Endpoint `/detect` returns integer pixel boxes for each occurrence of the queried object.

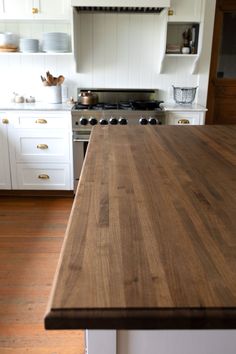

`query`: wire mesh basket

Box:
[172,86,197,104]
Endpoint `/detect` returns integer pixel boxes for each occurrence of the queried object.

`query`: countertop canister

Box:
[43,85,62,104]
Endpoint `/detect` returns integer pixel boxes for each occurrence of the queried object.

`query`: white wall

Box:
[0,1,215,105]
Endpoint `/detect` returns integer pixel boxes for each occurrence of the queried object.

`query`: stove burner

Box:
[73,99,163,111]
[104,103,118,110]
[118,101,133,110]
[132,100,163,111]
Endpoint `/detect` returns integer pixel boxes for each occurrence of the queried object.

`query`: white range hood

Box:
[72,0,170,13]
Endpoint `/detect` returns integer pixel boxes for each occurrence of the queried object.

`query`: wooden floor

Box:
[0,196,85,354]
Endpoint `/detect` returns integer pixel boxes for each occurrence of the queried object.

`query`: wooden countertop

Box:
[45,125,236,330]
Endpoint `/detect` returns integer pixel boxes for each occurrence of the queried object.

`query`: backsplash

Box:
[0,14,201,104]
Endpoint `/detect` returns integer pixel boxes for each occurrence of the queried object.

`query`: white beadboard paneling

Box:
[74,12,198,91]
[138,15,157,88]
[116,14,130,88]
[104,13,117,87]
[92,13,106,87]
[128,14,142,87]
[77,13,93,87]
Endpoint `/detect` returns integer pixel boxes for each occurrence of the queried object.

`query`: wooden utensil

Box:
[57,75,65,86]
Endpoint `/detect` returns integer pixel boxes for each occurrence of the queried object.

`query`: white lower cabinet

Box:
[165,111,205,125]
[15,163,71,190]
[1,110,73,191]
[12,130,71,163]
[0,113,11,189]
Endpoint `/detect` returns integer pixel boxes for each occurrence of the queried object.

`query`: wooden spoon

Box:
[46,71,54,85]
[57,75,65,86]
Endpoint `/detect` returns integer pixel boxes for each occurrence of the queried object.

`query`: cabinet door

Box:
[13,163,71,190]
[12,129,71,163]
[0,0,4,15]
[39,0,71,19]
[166,112,204,125]
[0,117,11,189]
[1,0,70,19]
[168,0,202,22]
[1,0,32,19]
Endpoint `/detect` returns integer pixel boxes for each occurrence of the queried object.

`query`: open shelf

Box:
[165,54,198,57]
[0,52,73,56]
[158,18,202,74]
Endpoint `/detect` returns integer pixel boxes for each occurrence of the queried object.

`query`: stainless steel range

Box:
[72,89,164,190]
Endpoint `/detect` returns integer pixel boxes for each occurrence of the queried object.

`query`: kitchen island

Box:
[45,126,236,353]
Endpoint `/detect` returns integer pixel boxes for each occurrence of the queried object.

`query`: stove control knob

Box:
[109,117,118,125]
[119,117,128,125]
[80,117,88,126]
[148,117,157,125]
[139,117,148,125]
[99,119,108,125]
[89,117,98,126]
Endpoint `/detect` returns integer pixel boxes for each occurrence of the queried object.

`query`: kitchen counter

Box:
[0,101,73,111]
[160,102,207,111]
[45,125,236,330]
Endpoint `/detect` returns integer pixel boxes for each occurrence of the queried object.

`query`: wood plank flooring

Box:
[0,196,84,354]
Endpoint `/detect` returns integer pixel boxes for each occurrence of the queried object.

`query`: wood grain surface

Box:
[45,125,236,330]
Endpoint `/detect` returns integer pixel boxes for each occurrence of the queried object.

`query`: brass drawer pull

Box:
[168,8,174,16]
[2,118,9,124]
[38,174,50,180]
[37,144,48,150]
[35,119,47,124]
[32,7,39,14]
[178,119,190,124]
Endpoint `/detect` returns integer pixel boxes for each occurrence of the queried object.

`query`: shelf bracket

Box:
[191,56,199,74]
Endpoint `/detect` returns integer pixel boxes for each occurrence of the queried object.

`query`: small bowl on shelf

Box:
[19,38,39,53]
[0,32,18,52]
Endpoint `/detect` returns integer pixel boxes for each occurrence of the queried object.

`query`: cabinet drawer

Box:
[10,112,71,129]
[166,112,202,125]
[14,163,72,190]
[12,130,70,163]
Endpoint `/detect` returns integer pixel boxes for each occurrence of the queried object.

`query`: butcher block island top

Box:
[45,125,236,330]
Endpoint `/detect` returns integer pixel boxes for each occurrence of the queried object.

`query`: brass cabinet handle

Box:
[35,119,47,124]
[32,7,39,14]
[2,118,9,124]
[178,119,190,124]
[37,144,48,150]
[168,8,174,16]
[38,174,50,180]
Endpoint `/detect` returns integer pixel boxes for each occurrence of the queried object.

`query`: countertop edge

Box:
[160,103,208,112]
[0,102,73,111]
[45,308,236,330]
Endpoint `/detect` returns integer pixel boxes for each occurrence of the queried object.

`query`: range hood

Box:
[72,0,170,13]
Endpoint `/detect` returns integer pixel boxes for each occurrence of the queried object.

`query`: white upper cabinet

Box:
[0,0,4,15]
[2,0,31,19]
[168,0,203,22]
[0,0,71,20]
[36,0,71,20]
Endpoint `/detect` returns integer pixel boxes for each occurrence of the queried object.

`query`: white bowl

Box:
[0,32,18,47]
[20,38,39,53]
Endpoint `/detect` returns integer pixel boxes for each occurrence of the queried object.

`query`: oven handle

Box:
[73,138,90,142]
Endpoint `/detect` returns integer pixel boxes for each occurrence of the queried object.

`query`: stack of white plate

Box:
[20,38,39,53]
[42,32,69,53]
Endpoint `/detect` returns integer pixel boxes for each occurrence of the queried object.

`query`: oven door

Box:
[73,130,90,192]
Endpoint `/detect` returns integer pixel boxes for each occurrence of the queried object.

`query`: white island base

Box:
[86,330,236,354]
